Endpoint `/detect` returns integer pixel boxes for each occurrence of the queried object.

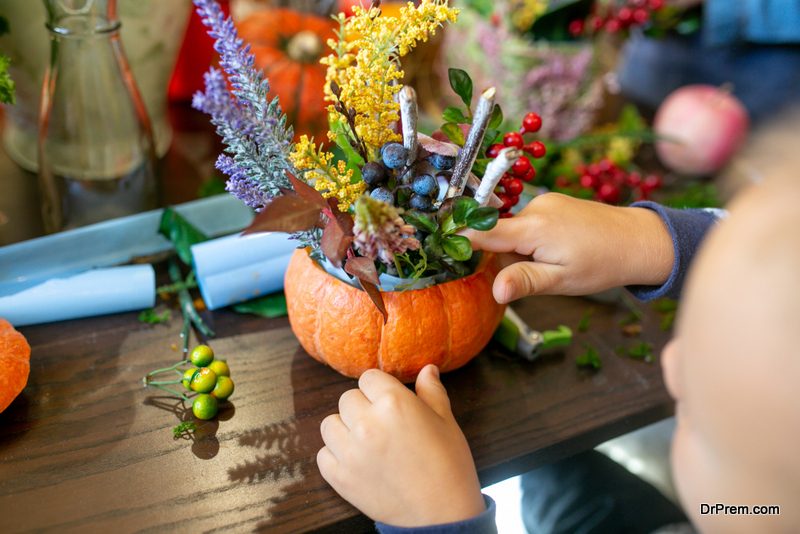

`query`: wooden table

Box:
[0,105,674,532]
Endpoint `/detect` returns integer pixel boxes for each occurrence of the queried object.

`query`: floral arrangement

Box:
[192,0,546,319]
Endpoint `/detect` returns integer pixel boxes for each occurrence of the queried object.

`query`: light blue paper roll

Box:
[191,232,296,310]
[0,265,156,327]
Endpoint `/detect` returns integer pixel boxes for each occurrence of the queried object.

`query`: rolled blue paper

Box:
[0,265,155,327]
[191,232,296,310]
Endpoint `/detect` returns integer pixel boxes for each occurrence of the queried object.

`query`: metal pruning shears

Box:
[493,307,573,362]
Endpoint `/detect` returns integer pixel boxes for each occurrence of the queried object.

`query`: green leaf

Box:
[173,421,196,439]
[439,214,460,236]
[424,233,444,258]
[0,53,15,105]
[452,196,479,226]
[472,158,490,177]
[617,104,646,133]
[465,206,499,231]
[159,207,209,266]
[489,104,503,130]
[232,292,288,318]
[330,119,365,180]
[448,68,473,109]
[576,345,602,370]
[197,176,227,198]
[138,308,172,325]
[440,122,466,146]
[403,210,438,233]
[542,325,573,350]
[577,309,593,333]
[442,106,469,124]
[0,16,9,36]
[442,235,473,262]
[626,342,655,363]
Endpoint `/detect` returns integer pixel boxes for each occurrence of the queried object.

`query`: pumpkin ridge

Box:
[436,283,454,371]
[311,261,330,363]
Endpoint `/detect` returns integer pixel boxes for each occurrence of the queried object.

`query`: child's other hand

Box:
[465,193,674,303]
[317,365,485,527]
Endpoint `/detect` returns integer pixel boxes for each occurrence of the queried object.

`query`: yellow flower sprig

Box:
[322,1,459,157]
[289,135,366,212]
[510,0,549,32]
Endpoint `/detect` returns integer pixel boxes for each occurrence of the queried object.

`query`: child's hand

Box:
[465,193,674,303]
[317,365,485,527]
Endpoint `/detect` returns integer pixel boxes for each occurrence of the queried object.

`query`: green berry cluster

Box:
[183,345,234,420]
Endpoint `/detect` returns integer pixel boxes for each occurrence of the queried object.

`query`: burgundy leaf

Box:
[321,218,353,267]
[344,256,380,286]
[326,198,355,236]
[417,132,459,156]
[287,172,328,209]
[359,278,387,323]
[243,194,321,234]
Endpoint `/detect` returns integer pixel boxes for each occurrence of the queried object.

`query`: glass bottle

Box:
[38,0,158,233]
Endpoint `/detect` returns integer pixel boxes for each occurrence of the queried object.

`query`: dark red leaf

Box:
[287,172,328,209]
[321,218,353,267]
[243,194,321,234]
[326,198,355,236]
[344,256,380,286]
[359,278,387,323]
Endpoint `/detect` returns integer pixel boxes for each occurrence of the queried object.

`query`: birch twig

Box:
[447,87,496,198]
[474,147,521,206]
[399,86,419,166]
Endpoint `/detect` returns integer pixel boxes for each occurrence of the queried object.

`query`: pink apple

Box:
[654,85,749,176]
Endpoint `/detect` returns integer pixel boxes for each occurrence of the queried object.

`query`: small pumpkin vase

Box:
[284,249,506,382]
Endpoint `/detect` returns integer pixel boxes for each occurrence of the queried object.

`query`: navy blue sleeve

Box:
[705,0,800,45]
[625,202,724,301]
[375,495,497,534]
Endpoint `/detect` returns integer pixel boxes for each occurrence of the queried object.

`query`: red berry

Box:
[590,16,604,32]
[499,212,514,219]
[554,176,571,189]
[568,19,585,36]
[597,183,621,204]
[626,172,642,188]
[522,112,543,133]
[632,8,649,24]
[524,141,547,159]
[605,19,621,33]
[587,163,601,176]
[617,7,633,24]
[503,132,524,148]
[511,156,532,178]
[499,175,514,188]
[506,178,524,196]
[642,174,662,192]
[498,193,513,211]
[522,166,537,182]
[508,195,520,207]
[580,174,598,189]
[598,159,613,173]
[486,143,504,158]
[649,0,664,10]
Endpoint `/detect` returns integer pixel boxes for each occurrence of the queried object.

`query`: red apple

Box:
[654,85,749,176]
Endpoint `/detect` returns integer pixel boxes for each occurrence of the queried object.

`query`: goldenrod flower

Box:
[290,135,366,212]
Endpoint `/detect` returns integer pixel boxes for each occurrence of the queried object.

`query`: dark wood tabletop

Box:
[0,105,674,533]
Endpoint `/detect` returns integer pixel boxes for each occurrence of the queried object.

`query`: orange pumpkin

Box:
[0,318,31,413]
[237,9,336,142]
[284,249,506,382]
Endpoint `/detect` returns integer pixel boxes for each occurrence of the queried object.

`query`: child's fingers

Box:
[358,368,406,404]
[320,413,350,459]
[493,261,563,303]
[338,388,371,429]
[461,219,531,253]
[414,365,452,419]
[316,446,340,487]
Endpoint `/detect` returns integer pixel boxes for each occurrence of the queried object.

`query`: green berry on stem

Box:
[190,345,214,367]
[208,359,230,377]
[192,394,219,420]
[212,376,235,401]
[190,367,217,393]
[182,367,199,390]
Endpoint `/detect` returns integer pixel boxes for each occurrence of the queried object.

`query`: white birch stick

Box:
[474,147,521,206]
[447,87,496,198]
[399,86,419,166]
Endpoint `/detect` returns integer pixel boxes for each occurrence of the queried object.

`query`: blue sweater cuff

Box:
[626,202,722,301]
[376,495,497,534]
[704,0,800,45]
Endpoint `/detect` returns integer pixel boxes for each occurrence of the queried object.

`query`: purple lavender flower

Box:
[192,0,295,205]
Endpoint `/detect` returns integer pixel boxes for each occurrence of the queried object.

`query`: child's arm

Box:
[465,193,722,303]
[317,365,496,532]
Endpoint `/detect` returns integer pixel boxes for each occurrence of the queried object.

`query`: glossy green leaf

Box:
[442,235,473,262]
[440,122,465,146]
[232,292,288,318]
[489,104,503,129]
[403,210,438,233]
[442,106,469,124]
[448,68,473,109]
[452,196,479,226]
[159,207,209,266]
[465,206,499,231]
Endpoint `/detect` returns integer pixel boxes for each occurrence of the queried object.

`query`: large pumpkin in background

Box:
[0,318,31,413]
[284,249,506,382]
[236,9,336,142]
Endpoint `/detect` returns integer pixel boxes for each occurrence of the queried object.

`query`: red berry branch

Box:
[570,0,665,37]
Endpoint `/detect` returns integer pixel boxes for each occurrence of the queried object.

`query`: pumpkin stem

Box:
[287,30,323,63]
